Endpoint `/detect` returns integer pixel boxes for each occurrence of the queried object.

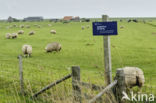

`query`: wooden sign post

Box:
[102,15,112,85]
[92,15,118,85]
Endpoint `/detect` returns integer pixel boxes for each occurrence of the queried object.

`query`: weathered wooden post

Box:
[72,66,81,103]
[102,15,112,85]
[18,55,24,94]
[115,69,126,103]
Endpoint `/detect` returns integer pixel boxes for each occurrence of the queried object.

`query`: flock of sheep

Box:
[5,24,61,57]
[5,23,89,57]
[4,23,146,90]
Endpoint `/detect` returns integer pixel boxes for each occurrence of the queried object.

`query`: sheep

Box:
[29,31,35,35]
[26,25,30,28]
[6,33,12,39]
[18,30,24,35]
[20,25,24,28]
[50,30,56,34]
[37,25,41,28]
[48,24,52,27]
[45,42,61,52]
[121,67,145,88]
[81,26,85,30]
[120,26,124,29]
[11,33,18,39]
[13,24,17,27]
[22,44,32,57]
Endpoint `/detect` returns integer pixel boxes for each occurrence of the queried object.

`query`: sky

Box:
[0,0,156,19]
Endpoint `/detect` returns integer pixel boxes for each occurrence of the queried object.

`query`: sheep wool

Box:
[6,33,11,39]
[123,67,145,88]
[22,44,32,57]
[50,30,56,34]
[11,33,18,39]
[29,31,35,35]
[81,26,85,30]
[45,42,61,52]
[18,30,24,34]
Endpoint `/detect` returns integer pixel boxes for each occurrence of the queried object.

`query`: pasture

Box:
[0,19,156,103]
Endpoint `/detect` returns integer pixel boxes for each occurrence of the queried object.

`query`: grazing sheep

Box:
[11,33,18,39]
[18,30,24,35]
[122,67,145,88]
[81,26,85,30]
[13,24,17,27]
[29,31,35,35]
[26,25,30,28]
[45,42,61,52]
[120,26,124,29]
[6,33,12,39]
[22,44,32,57]
[37,25,41,28]
[48,24,52,27]
[50,30,56,34]
[20,25,24,28]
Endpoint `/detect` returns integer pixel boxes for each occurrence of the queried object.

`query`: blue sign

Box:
[93,22,118,36]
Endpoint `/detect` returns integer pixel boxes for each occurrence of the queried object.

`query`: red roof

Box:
[63,16,73,20]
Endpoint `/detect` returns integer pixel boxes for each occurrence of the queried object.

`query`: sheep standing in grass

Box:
[22,44,32,57]
[48,24,52,27]
[50,30,56,34]
[20,25,24,28]
[37,25,41,28]
[26,25,30,28]
[6,33,12,39]
[81,26,85,30]
[120,26,124,29]
[122,67,145,88]
[45,42,61,52]
[29,31,35,35]
[11,33,18,39]
[18,30,24,35]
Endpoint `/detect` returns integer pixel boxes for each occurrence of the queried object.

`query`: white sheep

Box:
[18,30,24,35]
[37,25,41,28]
[26,25,30,28]
[122,67,145,88]
[29,31,35,35]
[48,24,52,27]
[45,42,61,52]
[20,25,24,28]
[50,30,56,34]
[11,33,18,39]
[81,26,85,30]
[22,44,32,57]
[6,33,12,39]
[120,26,124,29]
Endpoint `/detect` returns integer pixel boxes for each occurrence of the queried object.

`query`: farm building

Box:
[63,16,80,21]
[23,17,43,22]
[72,16,80,21]
[63,16,73,21]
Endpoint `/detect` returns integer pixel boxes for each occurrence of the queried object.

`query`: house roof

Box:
[63,16,73,20]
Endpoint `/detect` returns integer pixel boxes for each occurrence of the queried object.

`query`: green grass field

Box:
[0,19,156,103]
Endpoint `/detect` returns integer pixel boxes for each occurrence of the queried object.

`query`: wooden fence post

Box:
[115,69,126,103]
[18,55,24,94]
[72,66,81,103]
[102,15,112,85]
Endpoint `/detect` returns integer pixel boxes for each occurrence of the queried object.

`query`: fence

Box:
[17,56,135,103]
[0,55,156,103]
